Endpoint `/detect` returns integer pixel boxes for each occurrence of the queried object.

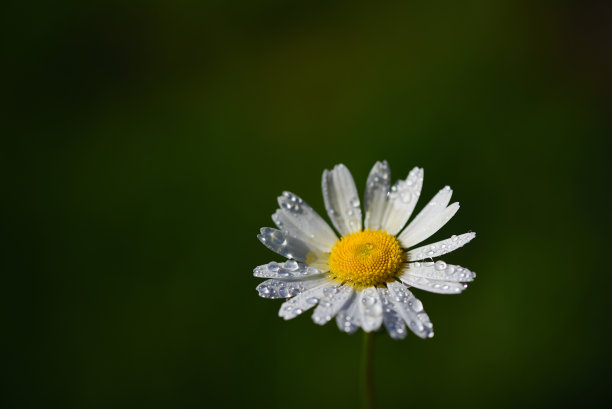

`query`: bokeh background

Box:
[5,1,611,408]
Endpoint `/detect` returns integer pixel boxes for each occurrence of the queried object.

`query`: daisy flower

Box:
[255,161,476,339]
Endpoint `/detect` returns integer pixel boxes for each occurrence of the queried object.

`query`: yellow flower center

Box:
[328,229,406,288]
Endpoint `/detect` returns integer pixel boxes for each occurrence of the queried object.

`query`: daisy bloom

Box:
[255,161,476,339]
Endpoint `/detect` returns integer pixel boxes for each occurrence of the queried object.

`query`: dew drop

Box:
[410,298,423,312]
[323,287,338,296]
[285,260,299,271]
[306,267,319,275]
[435,261,447,271]
[362,296,375,306]
[277,268,291,277]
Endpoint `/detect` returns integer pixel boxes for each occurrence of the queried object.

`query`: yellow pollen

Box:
[328,229,406,288]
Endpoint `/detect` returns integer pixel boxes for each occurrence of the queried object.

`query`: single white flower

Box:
[255,161,476,339]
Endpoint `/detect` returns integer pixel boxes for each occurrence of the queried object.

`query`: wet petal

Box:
[278,282,333,320]
[322,164,362,235]
[387,282,434,339]
[311,285,354,325]
[256,276,329,299]
[408,233,475,260]
[273,191,338,252]
[364,161,391,230]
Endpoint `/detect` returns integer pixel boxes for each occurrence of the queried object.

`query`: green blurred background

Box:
[4,0,611,408]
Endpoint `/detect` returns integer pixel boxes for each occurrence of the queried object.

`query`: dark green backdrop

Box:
[5,1,611,408]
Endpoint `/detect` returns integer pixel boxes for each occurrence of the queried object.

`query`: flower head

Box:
[255,161,476,339]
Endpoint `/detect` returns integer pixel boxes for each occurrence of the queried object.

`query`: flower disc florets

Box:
[328,229,406,288]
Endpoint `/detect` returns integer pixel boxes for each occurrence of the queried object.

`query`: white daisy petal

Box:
[312,285,354,325]
[398,185,459,248]
[256,276,329,299]
[378,288,408,340]
[364,161,391,230]
[322,164,362,235]
[357,287,384,332]
[387,282,434,339]
[380,167,424,235]
[258,227,316,262]
[402,261,476,283]
[273,191,338,252]
[413,185,454,221]
[408,232,476,261]
[278,282,333,320]
[399,274,469,294]
[336,293,362,334]
[253,260,325,279]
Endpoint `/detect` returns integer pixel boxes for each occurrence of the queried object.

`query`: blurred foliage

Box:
[3,1,611,408]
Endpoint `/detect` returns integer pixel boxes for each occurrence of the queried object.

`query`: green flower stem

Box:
[361,331,376,409]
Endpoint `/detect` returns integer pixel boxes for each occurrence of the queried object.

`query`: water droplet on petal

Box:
[362,296,375,306]
[435,261,447,271]
[306,267,319,275]
[323,287,338,296]
[277,268,291,277]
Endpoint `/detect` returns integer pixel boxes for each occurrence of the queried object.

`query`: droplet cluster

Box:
[256,277,328,299]
[322,164,363,235]
[336,294,361,333]
[407,261,476,283]
[409,232,476,261]
[400,265,471,294]
[379,288,407,339]
[387,281,434,339]
[257,227,311,262]
[253,260,323,279]
[312,285,353,325]
[279,284,330,320]
[358,287,384,331]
